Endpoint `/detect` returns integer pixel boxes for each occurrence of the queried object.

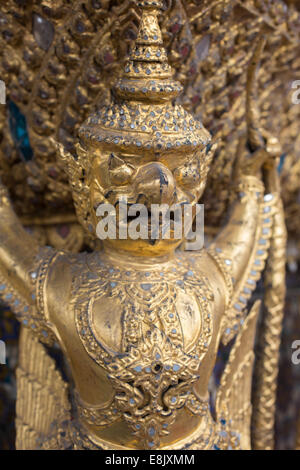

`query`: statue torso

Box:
[46,249,227,449]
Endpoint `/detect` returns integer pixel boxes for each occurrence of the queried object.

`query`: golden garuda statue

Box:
[0,0,290,450]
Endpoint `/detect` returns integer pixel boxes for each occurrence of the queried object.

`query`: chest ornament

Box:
[73,261,213,448]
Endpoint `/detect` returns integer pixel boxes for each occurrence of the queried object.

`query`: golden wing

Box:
[216,301,261,450]
[15,326,70,450]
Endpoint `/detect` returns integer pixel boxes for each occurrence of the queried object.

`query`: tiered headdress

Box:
[79,0,211,153]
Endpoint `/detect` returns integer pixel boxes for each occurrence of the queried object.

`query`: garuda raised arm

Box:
[0,1,284,451]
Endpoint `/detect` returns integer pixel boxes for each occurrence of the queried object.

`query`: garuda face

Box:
[86,142,213,256]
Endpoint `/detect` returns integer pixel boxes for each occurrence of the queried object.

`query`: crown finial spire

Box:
[114,0,181,103]
[136,0,163,8]
[135,0,164,46]
[79,0,211,154]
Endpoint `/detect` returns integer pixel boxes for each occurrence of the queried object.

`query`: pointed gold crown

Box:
[78,0,211,153]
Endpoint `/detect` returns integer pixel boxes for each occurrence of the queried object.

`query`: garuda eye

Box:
[108,153,134,186]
